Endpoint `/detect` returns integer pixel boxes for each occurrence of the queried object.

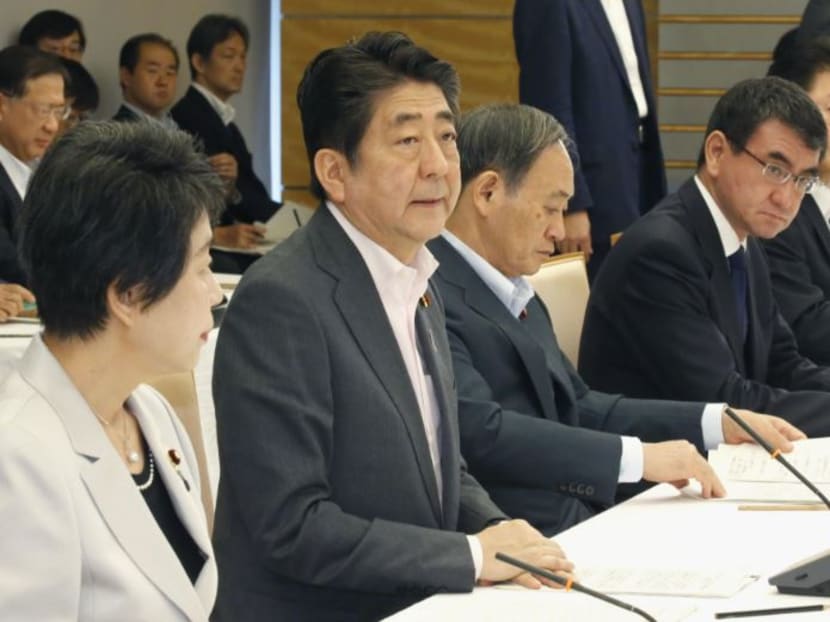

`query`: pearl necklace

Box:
[93,408,141,464]
[135,450,155,491]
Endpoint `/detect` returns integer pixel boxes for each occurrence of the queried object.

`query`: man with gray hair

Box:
[429,103,804,535]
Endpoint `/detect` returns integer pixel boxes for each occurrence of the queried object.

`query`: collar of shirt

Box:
[326,201,438,310]
[812,181,830,223]
[0,142,32,200]
[192,82,235,126]
[441,229,534,318]
[121,101,179,131]
[694,175,745,257]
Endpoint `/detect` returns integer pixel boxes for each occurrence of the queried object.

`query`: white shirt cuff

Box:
[617,435,643,483]
[702,403,726,450]
[467,535,484,581]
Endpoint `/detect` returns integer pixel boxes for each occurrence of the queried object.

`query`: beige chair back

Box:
[526,252,590,367]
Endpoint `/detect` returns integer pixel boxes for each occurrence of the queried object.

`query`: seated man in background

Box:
[430,103,803,535]
[58,56,98,136]
[0,46,67,285]
[18,9,86,62]
[763,33,830,365]
[211,31,571,622]
[580,77,830,437]
[172,14,279,273]
[113,33,179,129]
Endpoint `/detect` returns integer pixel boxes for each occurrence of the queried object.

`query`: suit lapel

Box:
[18,338,206,621]
[431,237,564,421]
[414,291,458,528]
[681,181,748,371]
[743,241,766,379]
[311,208,443,524]
[0,163,23,216]
[584,0,632,93]
[802,194,830,263]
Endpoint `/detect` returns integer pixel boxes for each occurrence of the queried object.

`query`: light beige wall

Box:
[0,0,272,188]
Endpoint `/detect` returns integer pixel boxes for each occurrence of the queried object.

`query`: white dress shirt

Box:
[600,0,649,119]
[192,82,236,126]
[442,229,725,478]
[326,203,484,578]
[121,101,180,131]
[0,142,32,200]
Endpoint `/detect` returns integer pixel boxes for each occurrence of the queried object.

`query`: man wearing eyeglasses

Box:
[0,46,67,285]
[580,77,830,437]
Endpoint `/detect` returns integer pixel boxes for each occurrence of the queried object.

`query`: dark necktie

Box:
[728,248,748,344]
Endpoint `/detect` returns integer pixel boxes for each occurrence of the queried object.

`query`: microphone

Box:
[495,552,656,622]
[723,407,830,510]
[723,407,830,596]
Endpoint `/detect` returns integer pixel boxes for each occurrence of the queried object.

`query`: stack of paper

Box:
[709,437,830,503]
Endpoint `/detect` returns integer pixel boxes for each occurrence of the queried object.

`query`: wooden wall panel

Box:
[281,4,515,202]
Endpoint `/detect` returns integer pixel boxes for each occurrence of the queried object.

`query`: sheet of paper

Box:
[723,481,830,503]
[573,567,757,598]
[402,588,697,622]
[0,323,40,337]
[709,438,830,483]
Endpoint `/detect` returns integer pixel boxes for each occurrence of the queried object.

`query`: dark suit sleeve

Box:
[566,357,706,451]
[763,226,830,364]
[595,234,830,435]
[214,275,477,595]
[514,0,591,211]
[448,327,623,507]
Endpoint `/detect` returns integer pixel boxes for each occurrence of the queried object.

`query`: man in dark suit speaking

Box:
[580,77,830,437]
[211,32,571,622]
[430,103,803,536]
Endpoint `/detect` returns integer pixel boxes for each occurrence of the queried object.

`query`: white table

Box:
[387,484,830,621]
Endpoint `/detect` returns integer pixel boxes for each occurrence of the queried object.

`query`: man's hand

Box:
[208,152,238,183]
[208,152,239,198]
[477,519,573,589]
[558,211,592,256]
[213,223,266,249]
[722,408,806,453]
[642,440,726,498]
[0,284,34,322]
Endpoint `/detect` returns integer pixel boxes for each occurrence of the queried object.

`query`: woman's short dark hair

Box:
[297,31,460,201]
[186,14,249,80]
[18,10,86,51]
[696,76,828,167]
[0,45,68,98]
[61,57,98,112]
[19,122,224,339]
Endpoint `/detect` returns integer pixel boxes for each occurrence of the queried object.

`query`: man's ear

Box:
[470,170,503,217]
[314,148,348,204]
[703,130,729,179]
[191,53,206,78]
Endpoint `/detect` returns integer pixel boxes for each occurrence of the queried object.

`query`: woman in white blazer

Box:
[0,121,224,621]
